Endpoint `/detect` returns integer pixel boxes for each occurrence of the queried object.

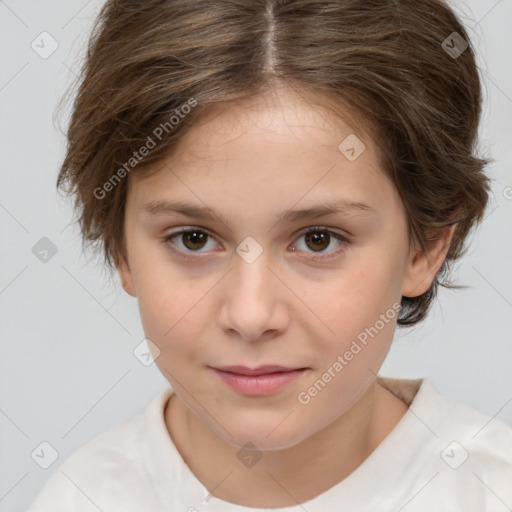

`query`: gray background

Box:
[1,1,511,510]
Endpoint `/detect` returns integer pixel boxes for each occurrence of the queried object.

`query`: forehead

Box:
[174,87,371,158]
[127,87,399,220]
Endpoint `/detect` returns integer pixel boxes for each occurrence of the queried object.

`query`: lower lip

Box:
[213,368,306,396]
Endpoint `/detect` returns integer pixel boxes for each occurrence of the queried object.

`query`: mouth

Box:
[213,365,306,376]
[210,365,309,396]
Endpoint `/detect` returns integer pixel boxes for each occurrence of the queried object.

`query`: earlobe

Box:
[402,224,457,298]
[116,257,137,297]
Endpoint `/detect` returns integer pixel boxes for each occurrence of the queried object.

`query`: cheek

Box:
[301,254,400,361]
[134,266,212,364]
[312,258,395,320]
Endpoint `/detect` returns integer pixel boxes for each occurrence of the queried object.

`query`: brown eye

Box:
[304,230,330,252]
[181,230,208,251]
[162,228,220,259]
[291,227,350,259]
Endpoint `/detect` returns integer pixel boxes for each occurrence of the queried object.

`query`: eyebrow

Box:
[141,199,376,226]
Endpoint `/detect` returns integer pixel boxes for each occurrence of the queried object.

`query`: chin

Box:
[216,420,307,452]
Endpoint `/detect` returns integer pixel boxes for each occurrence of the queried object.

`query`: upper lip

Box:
[212,365,306,376]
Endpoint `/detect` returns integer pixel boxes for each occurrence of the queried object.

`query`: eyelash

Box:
[160,226,351,262]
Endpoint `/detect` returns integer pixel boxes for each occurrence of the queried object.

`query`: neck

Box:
[164,379,408,508]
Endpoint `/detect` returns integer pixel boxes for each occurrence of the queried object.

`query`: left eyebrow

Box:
[140,199,377,226]
[276,200,377,224]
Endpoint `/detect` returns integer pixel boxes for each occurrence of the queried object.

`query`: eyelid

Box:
[295,224,352,240]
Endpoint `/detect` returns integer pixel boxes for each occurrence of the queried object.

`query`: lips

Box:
[212,365,305,376]
[211,365,308,396]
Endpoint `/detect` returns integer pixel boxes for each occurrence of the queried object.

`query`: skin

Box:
[117,85,456,508]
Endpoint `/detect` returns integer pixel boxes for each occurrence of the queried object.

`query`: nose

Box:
[218,245,289,343]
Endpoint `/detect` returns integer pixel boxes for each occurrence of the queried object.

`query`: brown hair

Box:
[56,0,492,327]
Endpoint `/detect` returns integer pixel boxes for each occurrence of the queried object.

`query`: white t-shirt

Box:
[27,377,512,512]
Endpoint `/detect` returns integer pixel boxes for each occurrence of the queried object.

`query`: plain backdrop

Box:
[0,1,511,510]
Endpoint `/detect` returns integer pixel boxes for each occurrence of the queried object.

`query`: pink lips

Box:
[211,365,307,396]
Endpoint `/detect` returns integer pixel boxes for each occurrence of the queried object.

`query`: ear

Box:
[116,255,137,297]
[402,223,457,297]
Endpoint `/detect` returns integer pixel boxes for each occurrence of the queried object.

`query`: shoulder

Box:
[380,377,512,510]
[412,378,512,463]
[27,387,173,512]
[380,376,512,461]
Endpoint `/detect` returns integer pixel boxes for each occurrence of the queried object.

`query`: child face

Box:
[118,87,432,450]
